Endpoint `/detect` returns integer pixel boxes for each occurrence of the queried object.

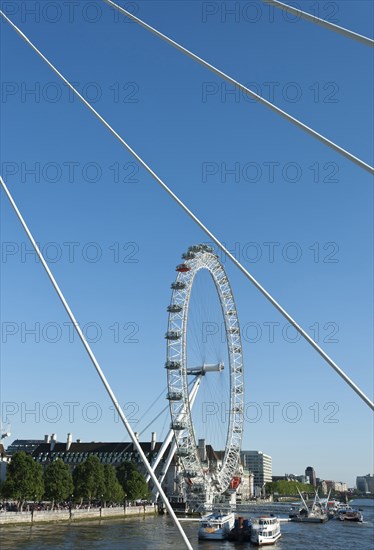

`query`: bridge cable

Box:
[262,0,374,47]
[0,175,193,550]
[1,12,373,412]
[101,0,373,175]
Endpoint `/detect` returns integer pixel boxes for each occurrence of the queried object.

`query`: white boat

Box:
[198,511,235,540]
[337,507,363,522]
[250,516,281,546]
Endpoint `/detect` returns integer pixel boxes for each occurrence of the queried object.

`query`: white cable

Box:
[263,0,374,47]
[0,177,194,550]
[1,11,373,412]
[101,0,373,175]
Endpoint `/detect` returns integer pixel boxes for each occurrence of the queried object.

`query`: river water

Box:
[1,500,373,549]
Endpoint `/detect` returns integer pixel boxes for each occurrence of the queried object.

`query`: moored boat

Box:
[198,511,235,540]
[291,510,328,523]
[290,487,328,523]
[227,516,251,542]
[250,515,281,546]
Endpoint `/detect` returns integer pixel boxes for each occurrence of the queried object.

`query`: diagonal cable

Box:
[263,0,374,47]
[0,175,192,549]
[101,0,373,175]
[0,11,373,411]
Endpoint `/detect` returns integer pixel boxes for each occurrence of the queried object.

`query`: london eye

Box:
[165,244,244,508]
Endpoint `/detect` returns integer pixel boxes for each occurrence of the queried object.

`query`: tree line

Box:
[0,452,150,511]
[265,480,316,496]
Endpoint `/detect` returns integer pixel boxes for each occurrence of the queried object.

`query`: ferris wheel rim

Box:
[165,244,244,499]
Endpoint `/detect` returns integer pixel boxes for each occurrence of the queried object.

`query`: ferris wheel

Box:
[165,244,244,505]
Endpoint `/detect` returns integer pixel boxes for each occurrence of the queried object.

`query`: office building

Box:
[305,466,316,487]
[240,451,272,492]
[357,474,374,494]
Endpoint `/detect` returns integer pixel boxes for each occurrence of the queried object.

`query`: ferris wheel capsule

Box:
[171,281,186,290]
[166,391,183,401]
[165,360,181,370]
[182,251,195,260]
[167,304,183,313]
[176,263,191,273]
[165,331,181,340]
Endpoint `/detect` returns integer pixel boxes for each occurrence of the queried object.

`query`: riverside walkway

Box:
[0,505,156,525]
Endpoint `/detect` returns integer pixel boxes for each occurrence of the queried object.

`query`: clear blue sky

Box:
[1,1,373,488]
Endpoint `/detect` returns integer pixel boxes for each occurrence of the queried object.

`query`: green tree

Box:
[116,461,149,502]
[266,480,315,496]
[116,461,137,487]
[102,464,124,506]
[44,459,74,508]
[73,456,105,505]
[1,452,44,510]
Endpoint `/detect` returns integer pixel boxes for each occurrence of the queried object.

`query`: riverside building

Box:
[240,451,272,495]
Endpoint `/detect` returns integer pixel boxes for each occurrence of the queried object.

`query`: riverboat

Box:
[198,511,235,540]
[250,516,281,546]
[337,507,363,522]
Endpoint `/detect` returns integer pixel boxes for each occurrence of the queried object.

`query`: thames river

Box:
[1,500,373,549]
